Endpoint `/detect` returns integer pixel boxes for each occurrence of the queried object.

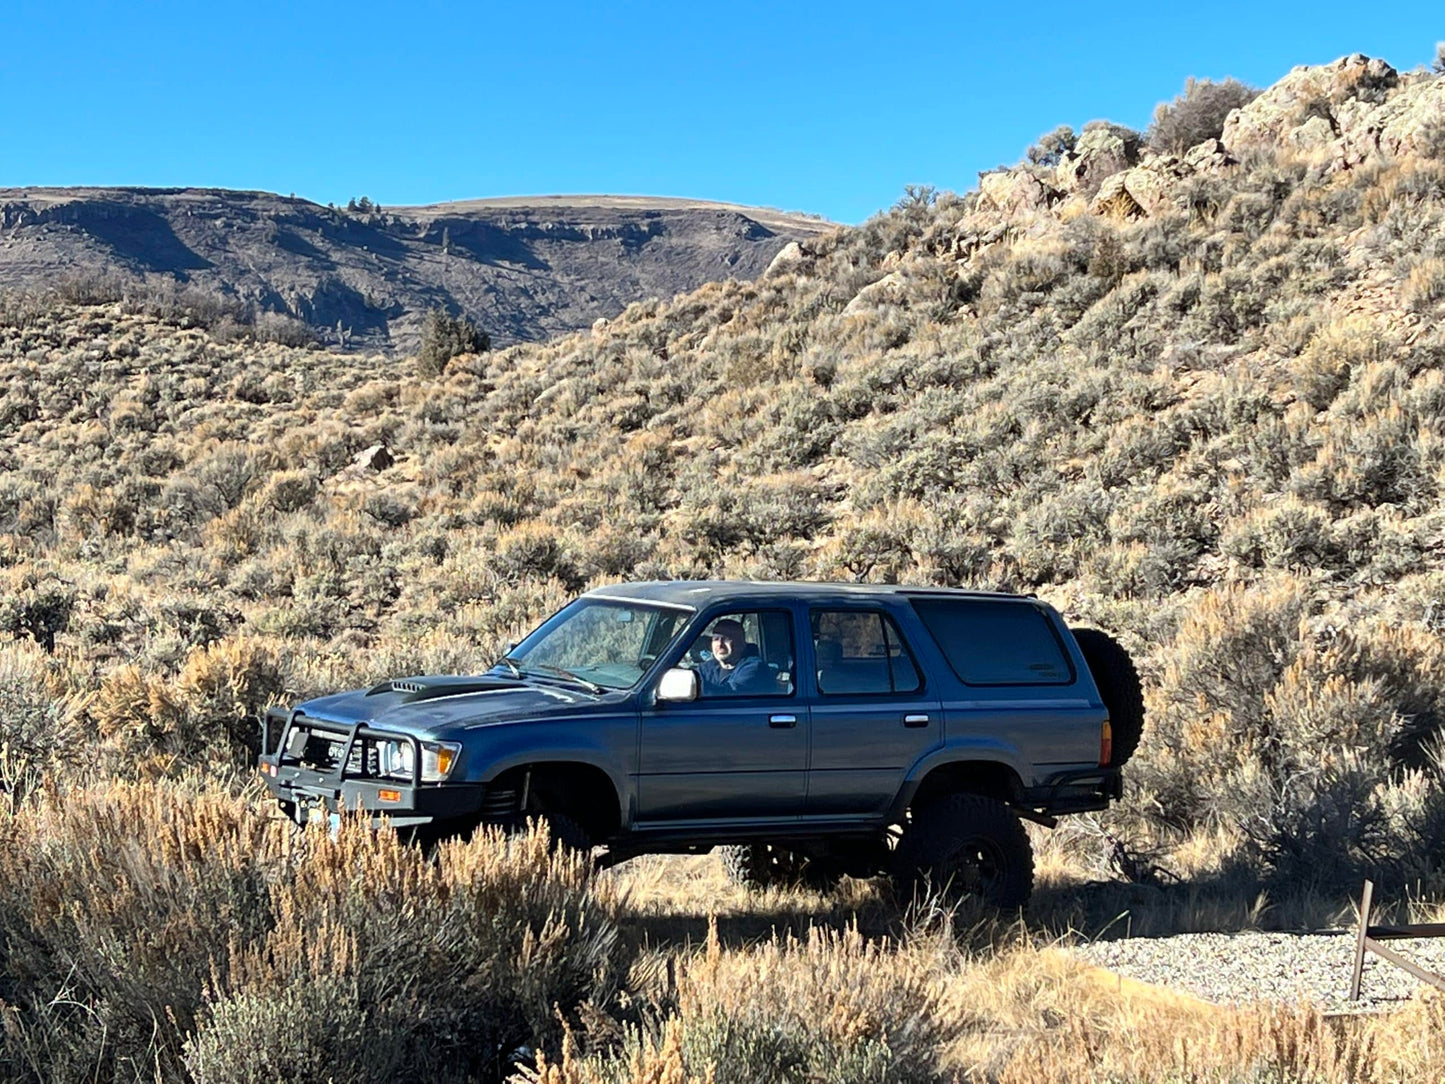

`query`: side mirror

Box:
[657,668,700,703]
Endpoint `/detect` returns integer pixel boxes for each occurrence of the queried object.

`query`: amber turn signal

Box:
[1100,719,1113,767]
[379,789,402,803]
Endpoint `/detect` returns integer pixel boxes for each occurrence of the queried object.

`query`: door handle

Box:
[903,714,930,728]
[769,714,797,728]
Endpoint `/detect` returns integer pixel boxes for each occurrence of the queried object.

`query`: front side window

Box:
[678,611,795,697]
[502,599,689,690]
[812,610,922,696]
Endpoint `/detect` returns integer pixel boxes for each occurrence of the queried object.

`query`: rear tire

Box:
[1070,626,1146,767]
[891,794,1033,910]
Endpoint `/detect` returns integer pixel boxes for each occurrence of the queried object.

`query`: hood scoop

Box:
[365,675,523,703]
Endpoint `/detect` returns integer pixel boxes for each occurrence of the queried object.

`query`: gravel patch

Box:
[1071,930,1445,1013]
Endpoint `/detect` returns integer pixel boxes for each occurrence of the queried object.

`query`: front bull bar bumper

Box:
[257,709,483,828]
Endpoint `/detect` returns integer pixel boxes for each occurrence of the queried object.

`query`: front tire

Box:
[524,810,592,856]
[891,794,1033,910]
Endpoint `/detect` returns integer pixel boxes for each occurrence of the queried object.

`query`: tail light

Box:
[1100,719,1113,767]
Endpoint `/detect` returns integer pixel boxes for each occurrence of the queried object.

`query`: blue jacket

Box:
[699,647,774,696]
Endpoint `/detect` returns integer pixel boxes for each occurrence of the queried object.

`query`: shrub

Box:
[530,922,958,1084]
[259,469,318,513]
[0,642,78,802]
[1246,748,1400,890]
[185,823,619,1084]
[1025,124,1076,167]
[251,310,315,347]
[1134,579,1313,830]
[0,784,283,1081]
[92,662,182,769]
[0,788,618,1084]
[173,638,288,764]
[1288,317,1394,411]
[187,443,264,516]
[491,522,581,589]
[360,489,418,528]
[0,569,76,653]
[1291,402,1426,510]
[1402,257,1445,312]
[418,307,489,377]
[1219,496,1336,571]
[1146,77,1259,155]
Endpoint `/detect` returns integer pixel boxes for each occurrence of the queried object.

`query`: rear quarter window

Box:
[910,599,1074,686]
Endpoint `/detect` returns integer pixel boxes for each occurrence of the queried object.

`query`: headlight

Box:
[378,740,413,779]
[378,740,461,782]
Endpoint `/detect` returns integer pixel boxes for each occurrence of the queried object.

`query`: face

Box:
[710,629,741,666]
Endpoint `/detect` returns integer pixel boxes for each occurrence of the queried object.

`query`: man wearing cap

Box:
[699,618,773,696]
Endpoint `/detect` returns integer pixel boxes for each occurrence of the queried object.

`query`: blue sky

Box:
[3,1,1441,223]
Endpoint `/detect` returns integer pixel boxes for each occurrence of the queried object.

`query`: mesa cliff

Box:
[0,188,832,349]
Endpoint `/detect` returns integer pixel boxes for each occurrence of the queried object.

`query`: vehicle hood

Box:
[293,675,621,739]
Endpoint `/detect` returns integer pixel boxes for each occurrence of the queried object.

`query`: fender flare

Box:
[476,746,627,795]
[890,742,1027,819]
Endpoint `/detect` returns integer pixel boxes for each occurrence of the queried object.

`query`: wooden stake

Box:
[1350,879,1374,1002]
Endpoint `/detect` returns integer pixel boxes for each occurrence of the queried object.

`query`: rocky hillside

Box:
[3,52,1445,895]
[0,188,832,349]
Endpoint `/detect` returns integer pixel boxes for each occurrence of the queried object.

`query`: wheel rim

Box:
[939,835,1009,898]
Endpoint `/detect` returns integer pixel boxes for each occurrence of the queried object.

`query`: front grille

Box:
[284,723,392,780]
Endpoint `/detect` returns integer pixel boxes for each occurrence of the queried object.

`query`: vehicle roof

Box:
[585,580,1038,611]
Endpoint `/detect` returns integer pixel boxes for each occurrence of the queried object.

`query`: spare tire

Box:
[1070,626,1145,767]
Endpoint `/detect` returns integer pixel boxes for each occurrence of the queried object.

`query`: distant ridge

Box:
[0,186,834,351]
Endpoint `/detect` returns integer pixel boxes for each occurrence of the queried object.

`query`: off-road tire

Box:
[1070,626,1146,767]
[891,794,1033,910]
[528,810,592,856]
[718,843,841,892]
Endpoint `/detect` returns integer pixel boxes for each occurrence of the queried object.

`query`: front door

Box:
[636,608,807,823]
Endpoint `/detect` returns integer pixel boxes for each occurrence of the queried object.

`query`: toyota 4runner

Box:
[258,581,1143,907]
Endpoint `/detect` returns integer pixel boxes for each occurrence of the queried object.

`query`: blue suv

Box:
[258,581,1143,907]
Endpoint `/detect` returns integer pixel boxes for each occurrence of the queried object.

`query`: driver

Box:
[699,618,773,696]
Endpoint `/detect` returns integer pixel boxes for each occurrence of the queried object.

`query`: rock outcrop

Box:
[972,56,1442,233]
[1055,123,1143,196]
[1219,54,1445,168]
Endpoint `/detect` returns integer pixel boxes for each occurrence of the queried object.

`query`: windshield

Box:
[496,598,691,691]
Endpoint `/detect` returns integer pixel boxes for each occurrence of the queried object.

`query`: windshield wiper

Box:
[523,663,605,695]
[497,656,523,679]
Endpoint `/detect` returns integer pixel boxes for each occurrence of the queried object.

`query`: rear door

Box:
[635,607,808,823]
[804,606,941,817]
[909,597,1102,776]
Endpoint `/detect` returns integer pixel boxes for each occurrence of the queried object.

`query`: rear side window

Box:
[911,599,1074,686]
[812,610,922,695]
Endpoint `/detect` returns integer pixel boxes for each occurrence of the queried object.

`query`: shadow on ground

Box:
[606,854,1368,957]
